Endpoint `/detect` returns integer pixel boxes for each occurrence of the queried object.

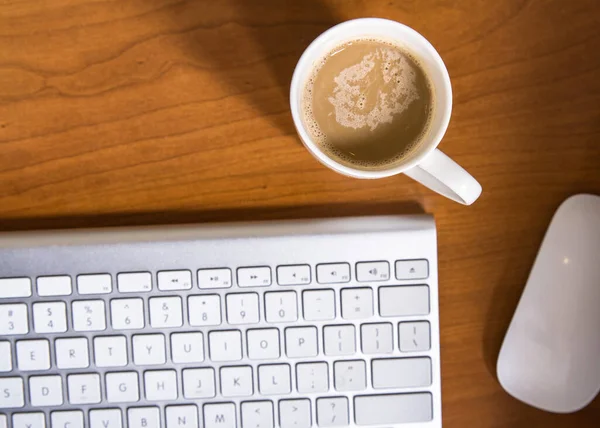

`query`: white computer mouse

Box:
[497,194,600,413]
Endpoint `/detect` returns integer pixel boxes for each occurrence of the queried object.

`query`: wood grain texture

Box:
[0,0,599,425]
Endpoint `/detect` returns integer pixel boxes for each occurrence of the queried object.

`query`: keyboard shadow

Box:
[0,201,425,232]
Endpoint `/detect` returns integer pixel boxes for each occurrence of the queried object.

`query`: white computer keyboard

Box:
[0,215,441,428]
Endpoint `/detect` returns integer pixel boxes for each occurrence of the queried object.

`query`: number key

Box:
[188,295,221,326]
[72,300,106,332]
[149,297,183,328]
[33,301,67,333]
[265,292,298,323]
[226,293,259,324]
[111,298,145,330]
[0,303,29,335]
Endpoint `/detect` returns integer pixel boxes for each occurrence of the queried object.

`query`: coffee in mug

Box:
[302,39,433,169]
[290,19,482,205]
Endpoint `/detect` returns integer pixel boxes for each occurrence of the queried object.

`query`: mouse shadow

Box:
[481,261,528,379]
[0,200,425,232]
[165,0,339,137]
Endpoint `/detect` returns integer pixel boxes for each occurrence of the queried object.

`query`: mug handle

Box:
[404,149,482,205]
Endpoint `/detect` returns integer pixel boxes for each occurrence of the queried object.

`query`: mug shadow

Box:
[0,201,425,232]
[165,0,339,137]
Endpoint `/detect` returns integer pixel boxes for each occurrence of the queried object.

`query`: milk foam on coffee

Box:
[303,39,434,168]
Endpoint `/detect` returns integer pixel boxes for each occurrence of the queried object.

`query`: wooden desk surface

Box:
[1,0,599,425]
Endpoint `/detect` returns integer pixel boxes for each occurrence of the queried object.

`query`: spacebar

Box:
[354,393,433,425]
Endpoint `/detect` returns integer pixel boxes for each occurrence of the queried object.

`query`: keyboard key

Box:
[37,276,72,296]
[209,330,242,362]
[0,341,12,372]
[111,298,145,330]
[334,360,366,392]
[67,373,101,404]
[0,377,24,408]
[77,274,112,294]
[128,407,159,428]
[324,325,356,356]
[317,263,350,284]
[183,368,216,399]
[0,303,28,335]
[171,332,204,364]
[395,259,429,280]
[285,326,318,358]
[0,414,4,428]
[145,369,177,401]
[72,300,106,331]
[258,364,291,395]
[372,358,432,389]
[379,286,430,317]
[117,272,152,293]
[238,266,272,287]
[242,401,274,428]
[227,293,260,324]
[51,411,84,428]
[12,413,44,428]
[33,301,67,333]
[90,409,122,428]
[56,337,89,369]
[279,399,311,428]
[277,265,311,286]
[94,336,127,367]
[221,365,253,397]
[247,328,280,360]
[29,375,63,406]
[204,403,236,428]
[188,295,221,326]
[106,371,139,403]
[316,397,349,427]
[361,323,393,354]
[133,334,166,366]
[356,261,390,282]
[265,291,298,323]
[0,277,31,298]
[149,296,183,328]
[296,362,329,393]
[166,405,199,428]
[341,288,373,320]
[354,393,433,425]
[303,289,335,321]
[198,268,232,289]
[399,321,431,352]
[158,270,192,291]
[16,339,50,371]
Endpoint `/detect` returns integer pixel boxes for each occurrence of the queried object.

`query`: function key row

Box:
[0,260,429,298]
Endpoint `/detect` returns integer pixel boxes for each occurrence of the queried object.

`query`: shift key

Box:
[354,393,433,425]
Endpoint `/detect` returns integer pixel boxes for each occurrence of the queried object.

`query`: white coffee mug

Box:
[290,18,482,205]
